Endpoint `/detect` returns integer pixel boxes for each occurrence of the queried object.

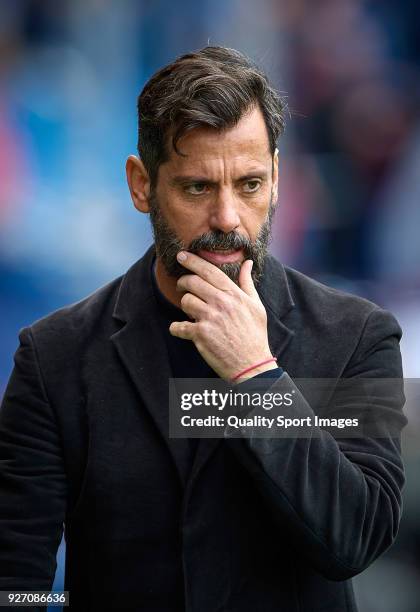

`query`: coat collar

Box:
[110,245,295,490]
[112,244,157,323]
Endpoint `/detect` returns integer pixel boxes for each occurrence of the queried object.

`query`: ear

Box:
[271,147,279,204]
[126,155,151,213]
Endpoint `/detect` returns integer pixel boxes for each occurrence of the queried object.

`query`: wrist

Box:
[231,357,278,384]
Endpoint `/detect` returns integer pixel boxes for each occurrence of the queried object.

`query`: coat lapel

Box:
[110,245,193,487]
[258,255,296,360]
[110,247,296,491]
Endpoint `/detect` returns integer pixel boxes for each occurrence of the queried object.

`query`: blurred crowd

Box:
[0,1,419,610]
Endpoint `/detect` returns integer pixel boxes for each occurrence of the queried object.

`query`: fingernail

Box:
[177,251,187,262]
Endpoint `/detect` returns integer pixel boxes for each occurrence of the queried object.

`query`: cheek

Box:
[161,197,209,241]
[239,200,271,239]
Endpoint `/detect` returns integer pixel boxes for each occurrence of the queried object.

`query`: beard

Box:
[148,191,276,285]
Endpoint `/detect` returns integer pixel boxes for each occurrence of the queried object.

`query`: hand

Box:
[169,251,277,381]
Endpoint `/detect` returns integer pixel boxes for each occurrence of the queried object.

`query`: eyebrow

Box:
[170,170,269,186]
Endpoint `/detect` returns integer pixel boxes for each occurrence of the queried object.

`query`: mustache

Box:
[187,230,253,254]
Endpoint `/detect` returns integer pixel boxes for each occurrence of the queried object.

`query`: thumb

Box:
[239,259,259,297]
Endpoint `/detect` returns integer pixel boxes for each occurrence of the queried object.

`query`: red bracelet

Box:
[231,357,277,382]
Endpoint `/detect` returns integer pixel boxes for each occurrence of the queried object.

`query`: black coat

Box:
[0,246,406,611]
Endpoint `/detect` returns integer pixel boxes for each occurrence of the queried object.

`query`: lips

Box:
[196,248,244,264]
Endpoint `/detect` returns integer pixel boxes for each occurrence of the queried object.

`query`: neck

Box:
[154,257,183,308]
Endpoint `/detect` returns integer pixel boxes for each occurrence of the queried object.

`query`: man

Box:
[0,47,406,611]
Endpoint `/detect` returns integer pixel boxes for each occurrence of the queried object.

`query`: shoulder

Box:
[267,257,402,343]
[26,274,124,349]
[284,264,378,317]
[266,259,403,377]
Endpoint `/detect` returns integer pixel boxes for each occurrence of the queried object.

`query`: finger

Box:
[169,320,196,340]
[177,251,234,291]
[177,274,218,303]
[180,292,208,320]
[238,260,259,298]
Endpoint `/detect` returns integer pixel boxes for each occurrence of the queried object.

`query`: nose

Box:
[209,187,240,234]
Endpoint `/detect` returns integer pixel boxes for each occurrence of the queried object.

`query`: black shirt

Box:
[151,258,218,380]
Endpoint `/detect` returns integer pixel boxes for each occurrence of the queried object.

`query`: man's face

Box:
[149,106,278,284]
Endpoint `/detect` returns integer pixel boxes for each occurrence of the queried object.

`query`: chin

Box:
[163,257,261,285]
[218,262,242,283]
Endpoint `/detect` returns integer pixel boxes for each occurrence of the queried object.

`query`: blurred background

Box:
[0,1,419,610]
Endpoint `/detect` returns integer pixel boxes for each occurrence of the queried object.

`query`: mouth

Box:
[196,248,244,265]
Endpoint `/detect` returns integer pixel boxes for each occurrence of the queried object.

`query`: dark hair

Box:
[137,46,287,186]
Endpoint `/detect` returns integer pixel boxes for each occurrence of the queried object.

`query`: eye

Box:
[242,180,262,193]
[184,183,209,195]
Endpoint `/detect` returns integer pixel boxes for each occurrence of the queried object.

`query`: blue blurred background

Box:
[1,1,419,610]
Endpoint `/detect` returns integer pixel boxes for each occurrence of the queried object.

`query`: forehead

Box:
[161,106,271,175]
